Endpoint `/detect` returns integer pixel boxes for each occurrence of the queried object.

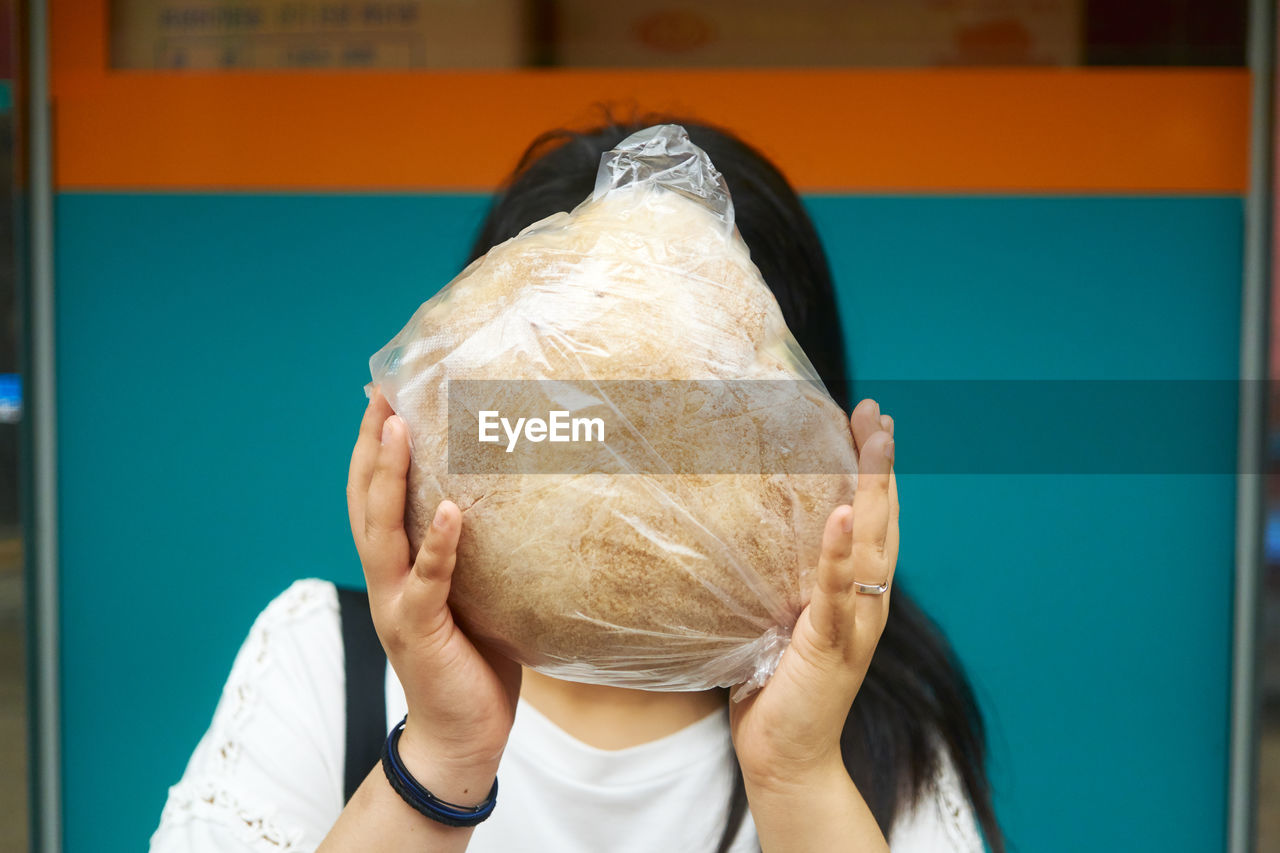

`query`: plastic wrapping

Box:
[369,125,857,698]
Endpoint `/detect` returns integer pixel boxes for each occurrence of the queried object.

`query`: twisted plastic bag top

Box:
[370,125,858,698]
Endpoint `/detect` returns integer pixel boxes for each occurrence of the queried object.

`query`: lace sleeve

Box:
[888,748,987,853]
[149,579,347,853]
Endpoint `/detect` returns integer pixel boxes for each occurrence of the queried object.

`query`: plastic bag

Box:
[369,125,857,698]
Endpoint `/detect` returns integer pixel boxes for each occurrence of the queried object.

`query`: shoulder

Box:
[201,577,344,719]
[888,747,987,853]
[215,578,344,701]
[255,577,340,630]
[150,579,348,852]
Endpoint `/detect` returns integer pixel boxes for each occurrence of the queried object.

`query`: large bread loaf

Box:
[370,126,857,694]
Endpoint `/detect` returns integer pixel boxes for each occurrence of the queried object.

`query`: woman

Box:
[151,118,1003,852]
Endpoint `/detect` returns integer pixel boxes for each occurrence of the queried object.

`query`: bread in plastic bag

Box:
[369,125,857,697]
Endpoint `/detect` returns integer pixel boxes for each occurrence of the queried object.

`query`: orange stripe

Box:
[51,3,1249,192]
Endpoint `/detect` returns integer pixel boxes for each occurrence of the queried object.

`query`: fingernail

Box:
[381,416,398,445]
[841,509,854,534]
[883,439,894,460]
[872,400,880,419]
[432,504,447,529]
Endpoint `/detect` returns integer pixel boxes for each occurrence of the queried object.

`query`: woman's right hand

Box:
[346,389,521,806]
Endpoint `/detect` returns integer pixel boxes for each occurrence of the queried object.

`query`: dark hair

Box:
[468,114,1004,853]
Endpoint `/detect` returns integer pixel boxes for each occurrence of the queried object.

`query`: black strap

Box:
[337,585,388,804]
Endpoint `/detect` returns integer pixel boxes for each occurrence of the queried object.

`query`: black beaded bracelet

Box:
[380,716,499,828]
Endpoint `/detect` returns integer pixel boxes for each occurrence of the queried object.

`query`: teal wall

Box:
[55,193,1242,851]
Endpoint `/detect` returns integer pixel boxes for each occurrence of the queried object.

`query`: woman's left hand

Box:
[729,398,898,792]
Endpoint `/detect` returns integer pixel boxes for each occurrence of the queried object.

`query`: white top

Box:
[150,580,985,852]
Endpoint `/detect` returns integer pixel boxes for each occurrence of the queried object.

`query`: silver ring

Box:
[853,580,889,596]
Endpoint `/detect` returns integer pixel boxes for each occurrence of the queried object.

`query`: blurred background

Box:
[3,0,1278,851]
